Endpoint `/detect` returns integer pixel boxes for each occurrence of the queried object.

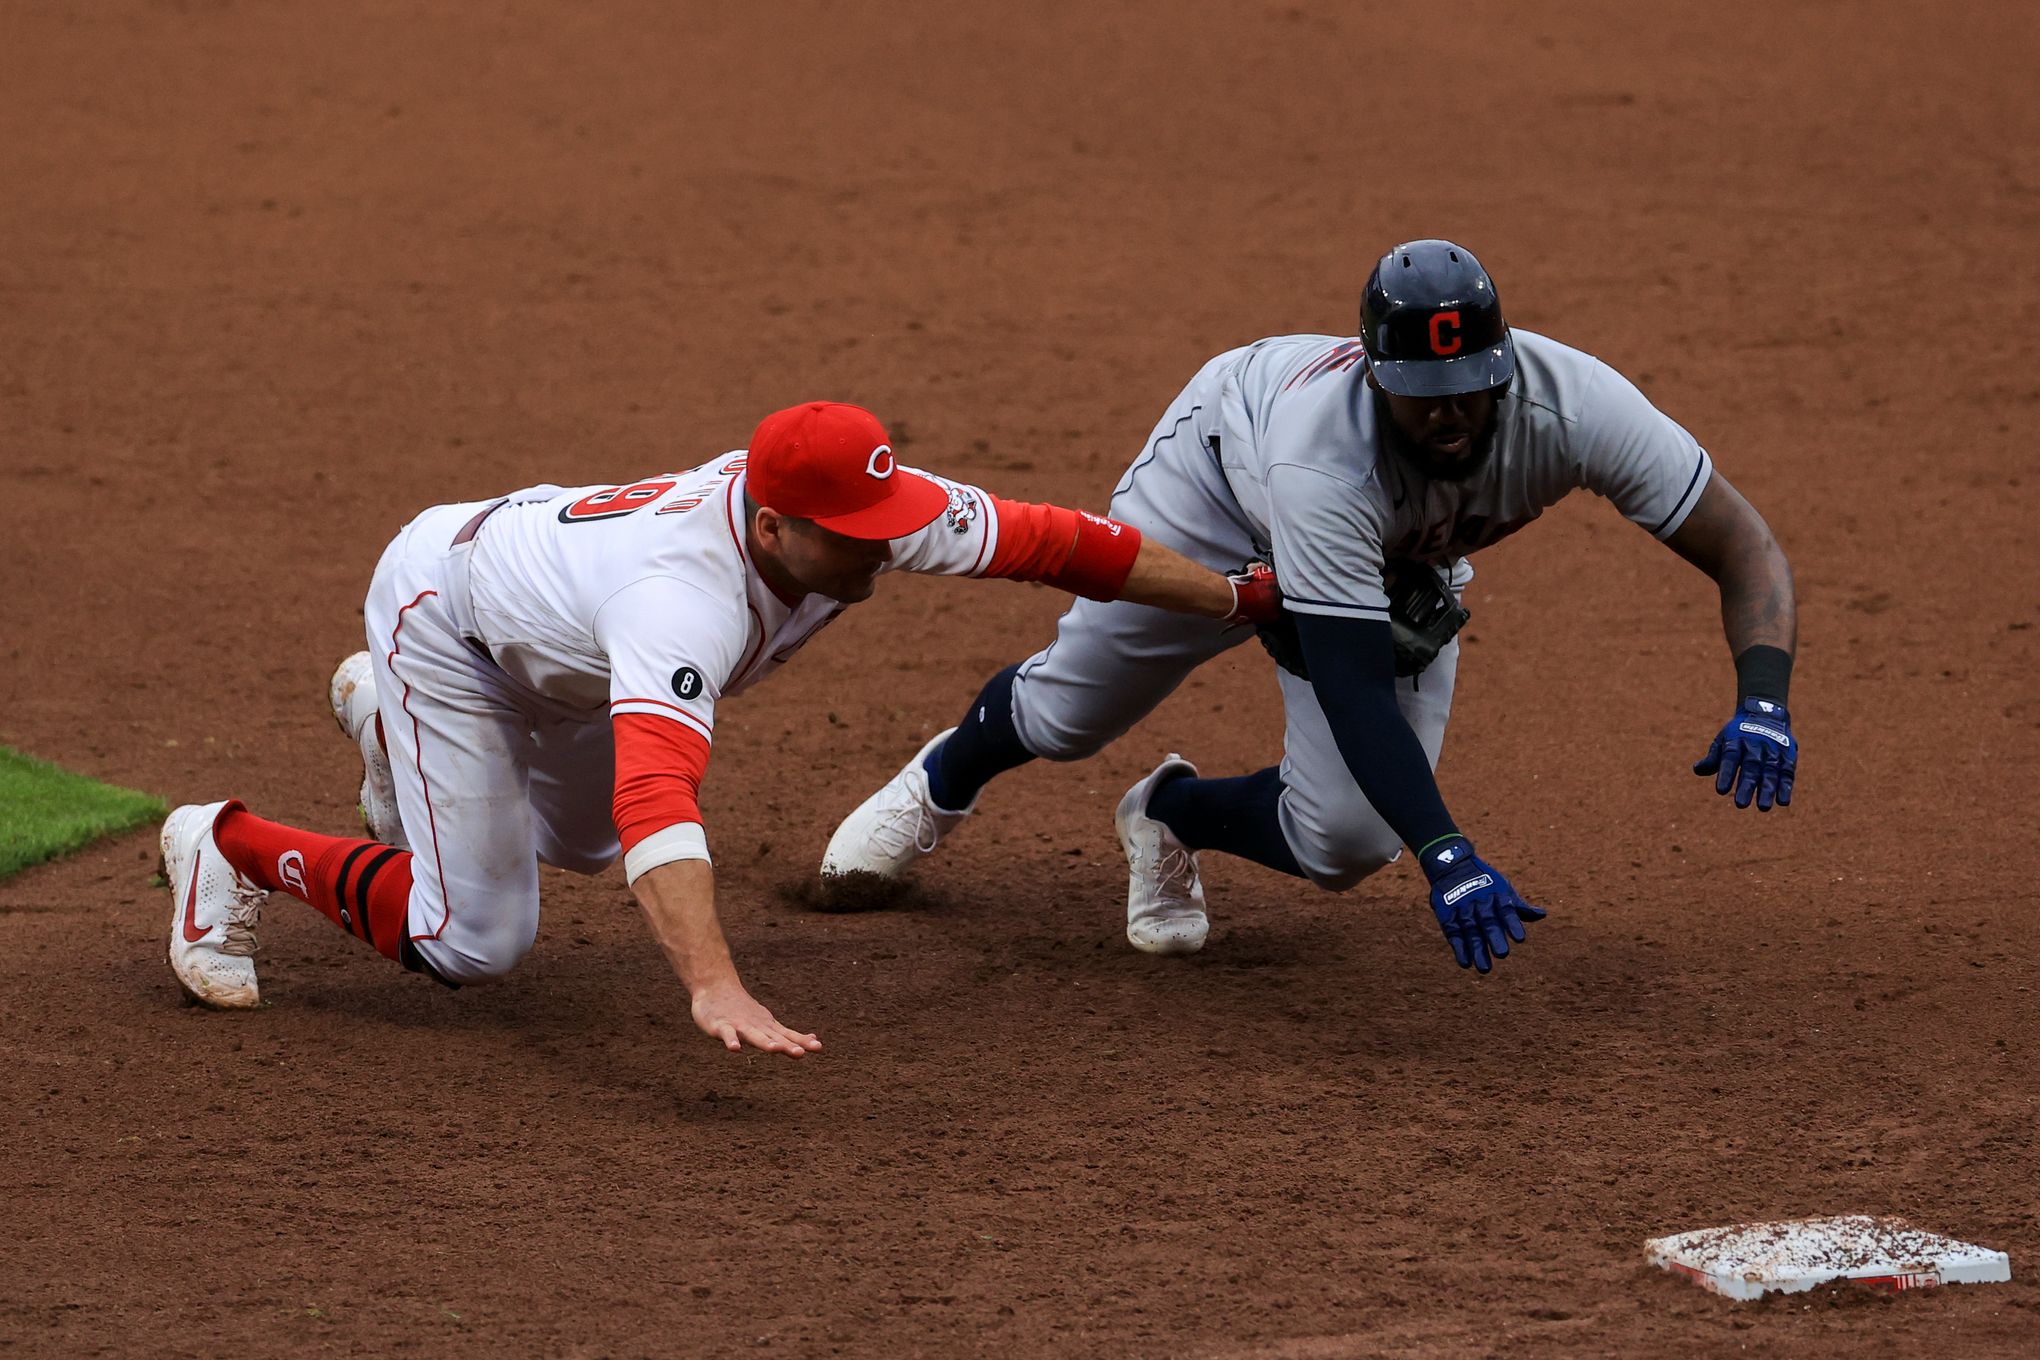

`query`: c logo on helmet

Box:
[865,444,896,480]
[1428,311,1463,356]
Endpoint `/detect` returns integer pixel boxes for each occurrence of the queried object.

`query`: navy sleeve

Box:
[1293,612,1459,853]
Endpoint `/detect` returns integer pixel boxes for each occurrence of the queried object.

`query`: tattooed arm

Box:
[1667,470,1801,811]
[1666,472,1797,660]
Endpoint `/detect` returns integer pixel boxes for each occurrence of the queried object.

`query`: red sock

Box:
[214,803,414,963]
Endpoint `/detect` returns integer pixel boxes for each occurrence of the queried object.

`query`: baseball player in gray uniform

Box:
[822,239,1799,973]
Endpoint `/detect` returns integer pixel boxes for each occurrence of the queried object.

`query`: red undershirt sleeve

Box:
[981,497,1143,600]
[612,712,713,881]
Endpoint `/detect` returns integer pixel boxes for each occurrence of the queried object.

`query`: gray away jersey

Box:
[1206,329,1713,621]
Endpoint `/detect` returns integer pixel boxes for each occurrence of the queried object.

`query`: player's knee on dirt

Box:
[1012,722,1106,763]
[535,839,619,877]
[530,781,622,876]
[408,911,540,985]
[1276,794,1404,892]
[1291,835,1402,892]
[1008,692,1122,763]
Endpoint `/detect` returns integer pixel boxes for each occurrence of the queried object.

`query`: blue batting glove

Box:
[1419,835,1546,974]
[1693,697,1797,811]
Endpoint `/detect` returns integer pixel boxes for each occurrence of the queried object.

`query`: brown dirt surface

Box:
[4,2,2038,1356]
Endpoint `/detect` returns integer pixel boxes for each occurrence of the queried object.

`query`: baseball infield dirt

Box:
[3,2,2037,1356]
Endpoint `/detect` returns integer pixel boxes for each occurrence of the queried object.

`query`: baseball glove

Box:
[1253,560,1468,680]
[1383,560,1468,677]
[1255,606,1311,679]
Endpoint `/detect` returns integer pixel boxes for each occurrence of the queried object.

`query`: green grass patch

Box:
[0,746,165,880]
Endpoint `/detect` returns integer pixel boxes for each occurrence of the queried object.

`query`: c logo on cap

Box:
[865,444,896,480]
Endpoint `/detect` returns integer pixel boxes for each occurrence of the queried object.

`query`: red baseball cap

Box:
[745,401,949,540]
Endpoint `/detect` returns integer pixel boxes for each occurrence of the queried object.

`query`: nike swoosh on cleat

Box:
[180,863,210,943]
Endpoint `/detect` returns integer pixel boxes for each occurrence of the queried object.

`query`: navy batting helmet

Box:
[1360,240,1515,398]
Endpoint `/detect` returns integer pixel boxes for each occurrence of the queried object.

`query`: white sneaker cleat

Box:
[162,801,265,1010]
[821,728,974,879]
[328,651,407,849]
[1117,754,1209,956]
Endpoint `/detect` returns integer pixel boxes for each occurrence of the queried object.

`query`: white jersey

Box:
[1206,328,1713,621]
[454,451,1003,744]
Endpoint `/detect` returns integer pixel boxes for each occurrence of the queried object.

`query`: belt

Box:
[451,498,508,546]
[437,500,504,652]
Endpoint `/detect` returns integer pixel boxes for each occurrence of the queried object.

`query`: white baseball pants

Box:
[362,503,621,984]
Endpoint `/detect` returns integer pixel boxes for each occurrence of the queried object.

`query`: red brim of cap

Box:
[807,469,951,541]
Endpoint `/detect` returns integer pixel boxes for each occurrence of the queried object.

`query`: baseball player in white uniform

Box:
[159,401,1280,1055]
[824,240,1800,972]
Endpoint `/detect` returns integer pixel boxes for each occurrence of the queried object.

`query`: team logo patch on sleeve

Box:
[944,487,980,535]
[671,667,704,701]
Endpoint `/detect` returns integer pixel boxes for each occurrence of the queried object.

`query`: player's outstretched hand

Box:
[1693,697,1796,811]
[689,981,823,1058]
[1418,835,1546,974]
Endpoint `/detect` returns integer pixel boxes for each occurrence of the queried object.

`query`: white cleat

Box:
[329,651,408,849]
[1118,754,1209,956]
[821,728,974,879]
[162,801,265,1010]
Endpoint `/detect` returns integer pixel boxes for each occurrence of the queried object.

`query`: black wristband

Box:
[1734,644,1793,706]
